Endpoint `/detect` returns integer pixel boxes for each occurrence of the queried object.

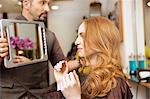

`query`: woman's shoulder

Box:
[107,77,133,99]
[116,77,128,88]
[94,77,133,99]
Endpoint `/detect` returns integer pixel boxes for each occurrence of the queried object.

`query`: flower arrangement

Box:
[10,36,33,50]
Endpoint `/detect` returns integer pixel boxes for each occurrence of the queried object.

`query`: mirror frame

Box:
[0,19,48,68]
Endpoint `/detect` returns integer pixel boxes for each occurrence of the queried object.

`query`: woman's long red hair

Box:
[81,17,128,98]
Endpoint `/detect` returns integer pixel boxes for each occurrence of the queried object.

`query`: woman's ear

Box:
[22,0,31,10]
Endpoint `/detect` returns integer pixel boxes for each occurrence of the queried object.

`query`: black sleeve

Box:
[46,29,66,66]
[0,58,4,69]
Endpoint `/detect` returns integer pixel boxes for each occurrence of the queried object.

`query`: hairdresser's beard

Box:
[38,12,47,21]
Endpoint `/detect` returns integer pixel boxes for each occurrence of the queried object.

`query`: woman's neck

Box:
[89,55,97,65]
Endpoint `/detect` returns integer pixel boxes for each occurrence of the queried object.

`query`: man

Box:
[0,0,65,98]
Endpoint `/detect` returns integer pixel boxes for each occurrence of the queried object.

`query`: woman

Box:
[54,16,133,99]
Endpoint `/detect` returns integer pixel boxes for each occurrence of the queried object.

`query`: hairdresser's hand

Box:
[58,70,81,99]
[54,60,68,90]
[0,38,8,58]
[13,56,31,63]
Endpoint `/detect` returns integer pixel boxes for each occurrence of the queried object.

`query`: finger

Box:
[0,38,8,43]
[0,52,8,58]
[4,32,7,38]
[54,60,65,71]
[54,65,61,72]
[0,43,8,48]
[0,47,8,53]
[54,69,58,79]
[53,69,57,79]
[73,70,80,86]
[15,56,23,62]
[63,75,68,89]
[15,56,21,59]
[60,80,65,91]
[69,72,76,86]
[54,69,61,82]
[17,56,25,59]
[13,58,20,63]
[54,63,62,71]
[0,47,9,58]
[65,74,71,87]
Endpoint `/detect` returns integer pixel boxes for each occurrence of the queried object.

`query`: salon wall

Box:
[48,0,90,56]
[0,13,20,19]
[144,0,150,47]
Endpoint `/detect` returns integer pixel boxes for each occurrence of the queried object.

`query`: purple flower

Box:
[24,37,33,49]
[10,36,20,49]
[10,36,33,50]
[17,38,25,50]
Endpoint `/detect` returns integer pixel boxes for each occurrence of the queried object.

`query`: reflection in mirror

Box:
[143,0,150,68]
[0,19,48,68]
[8,23,40,60]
